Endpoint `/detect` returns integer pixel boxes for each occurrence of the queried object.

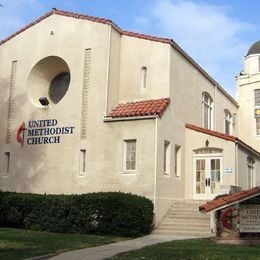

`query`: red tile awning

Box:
[199,187,260,213]
[186,124,260,157]
[108,98,170,118]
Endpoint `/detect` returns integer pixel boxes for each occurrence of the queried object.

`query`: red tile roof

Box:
[199,187,260,213]
[186,124,237,142]
[122,31,173,44]
[186,123,260,157]
[0,8,171,46]
[108,98,170,118]
[0,8,238,107]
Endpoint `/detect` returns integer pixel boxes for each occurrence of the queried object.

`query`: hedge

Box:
[0,191,154,237]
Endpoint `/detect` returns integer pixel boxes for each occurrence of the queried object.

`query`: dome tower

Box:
[236,41,260,150]
[244,41,260,75]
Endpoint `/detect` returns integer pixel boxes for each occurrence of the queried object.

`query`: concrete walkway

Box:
[50,234,206,260]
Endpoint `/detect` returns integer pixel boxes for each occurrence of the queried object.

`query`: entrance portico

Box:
[193,148,223,200]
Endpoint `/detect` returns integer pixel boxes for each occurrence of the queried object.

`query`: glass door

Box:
[194,157,222,199]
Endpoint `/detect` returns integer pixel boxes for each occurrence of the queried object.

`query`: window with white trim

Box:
[224,109,232,135]
[247,157,255,189]
[175,145,181,178]
[255,89,260,135]
[163,141,170,175]
[140,66,147,91]
[79,149,86,176]
[124,140,136,173]
[202,92,213,130]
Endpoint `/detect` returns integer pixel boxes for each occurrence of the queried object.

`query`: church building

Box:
[1,9,260,235]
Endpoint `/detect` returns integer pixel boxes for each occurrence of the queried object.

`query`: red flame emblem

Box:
[17,122,26,146]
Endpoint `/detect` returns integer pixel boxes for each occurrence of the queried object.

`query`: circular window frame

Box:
[27,56,71,107]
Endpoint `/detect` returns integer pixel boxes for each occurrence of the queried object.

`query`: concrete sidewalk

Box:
[50,234,206,260]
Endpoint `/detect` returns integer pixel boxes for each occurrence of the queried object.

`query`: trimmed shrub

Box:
[0,191,153,237]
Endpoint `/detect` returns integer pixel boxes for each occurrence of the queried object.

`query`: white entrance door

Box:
[194,157,222,199]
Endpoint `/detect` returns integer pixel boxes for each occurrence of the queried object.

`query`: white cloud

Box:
[135,0,255,95]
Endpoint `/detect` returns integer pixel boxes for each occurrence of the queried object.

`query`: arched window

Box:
[224,109,232,135]
[247,156,255,188]
[202,92,213,129]
[140,66,147,91]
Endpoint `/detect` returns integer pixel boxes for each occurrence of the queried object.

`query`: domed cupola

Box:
[247,41,260,56]
[244,41,260,75]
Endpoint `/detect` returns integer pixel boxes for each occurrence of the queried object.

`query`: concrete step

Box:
[153,229,213,237]
[162,218,210,224]
[165,214,209,220]
[160,221,210,228]
[159,224,212,232]
[168,208,202,212]
[154,200,211,236]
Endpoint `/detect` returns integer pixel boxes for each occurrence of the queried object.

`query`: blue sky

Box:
[1,0,260,96]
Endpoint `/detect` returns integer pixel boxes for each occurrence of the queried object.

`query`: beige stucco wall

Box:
[106,28,121,113]
[119,36,170,102]
[185,128,236,199]
[237,72,260,150]
[244,55,260,75]
[0,14,157,196]
[154,106,186,223]
[237,145,260,190]
[170,48,238,134]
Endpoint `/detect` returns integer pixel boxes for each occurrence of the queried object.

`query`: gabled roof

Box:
[0,8,172,46]
[186,124,260,157]
[108,98,170,118]
[199,187,260,213]
[0,8,238,107]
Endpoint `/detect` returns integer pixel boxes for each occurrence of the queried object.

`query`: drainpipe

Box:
[235,141,238,186]
[153,117,158,225]
[104,25,112,116]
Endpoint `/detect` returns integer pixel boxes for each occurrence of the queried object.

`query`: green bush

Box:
[0,191,153,237]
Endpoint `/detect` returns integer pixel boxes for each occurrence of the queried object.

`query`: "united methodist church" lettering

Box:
[17,119,75,146]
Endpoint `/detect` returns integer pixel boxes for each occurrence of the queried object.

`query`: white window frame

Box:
[202,92,213,130]
[123,139,137,174]
[247,157,255,189]
[175,145,181,178]
[163,141,171,176]
[255,89,260,136]
[224,109,232,135]
[140,66,147,92]
[256,117,260,136]
[193,148,223,199]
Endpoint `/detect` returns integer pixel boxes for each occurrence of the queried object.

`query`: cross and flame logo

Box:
[16,122,26,147]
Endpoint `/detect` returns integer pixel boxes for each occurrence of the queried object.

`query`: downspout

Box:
[153,117,158,225]
[235,141,239,186]
[104,25,112,116]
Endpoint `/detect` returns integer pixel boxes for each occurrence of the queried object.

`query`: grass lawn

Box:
[0,228,127,260]
[112,238,260,260]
